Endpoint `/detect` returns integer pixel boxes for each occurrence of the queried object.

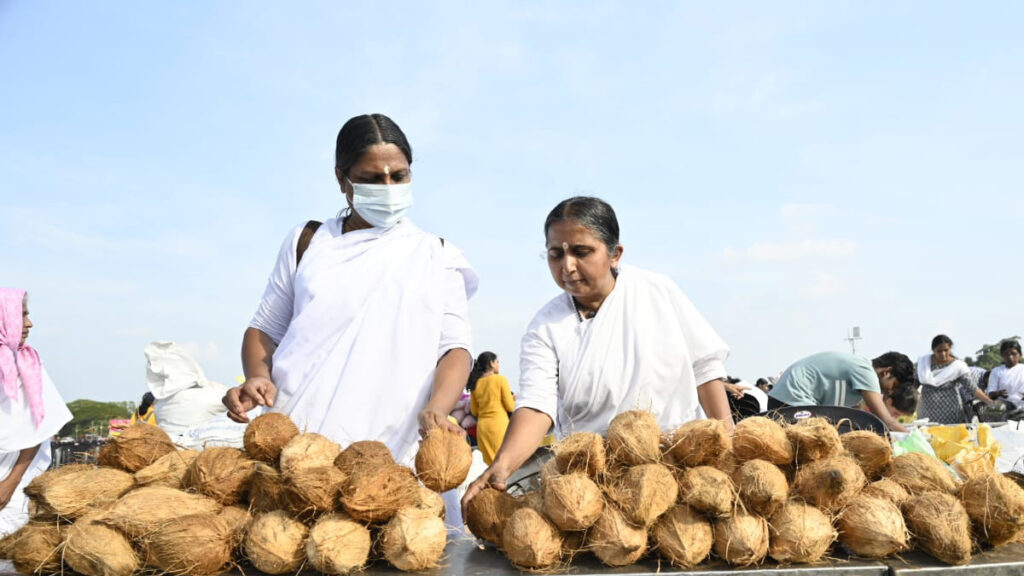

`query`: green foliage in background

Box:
[965,336,1021,370]
[58,399,134,438]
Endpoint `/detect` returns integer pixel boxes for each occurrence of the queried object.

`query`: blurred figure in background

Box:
[988,339,1024,409]
[468,351,514,465]
[917,335,993,424]
[130,392,157,426]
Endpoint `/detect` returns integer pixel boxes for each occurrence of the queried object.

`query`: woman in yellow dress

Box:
[469,352,514,465]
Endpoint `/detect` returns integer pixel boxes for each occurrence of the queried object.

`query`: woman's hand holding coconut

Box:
[463,407,554,505]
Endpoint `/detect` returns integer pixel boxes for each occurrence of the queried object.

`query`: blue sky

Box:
[2,2,1021,402]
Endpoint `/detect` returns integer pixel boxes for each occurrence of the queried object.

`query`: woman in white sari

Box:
[917,334,992,424]
[989,339,1024,409]
[463,197,732,503]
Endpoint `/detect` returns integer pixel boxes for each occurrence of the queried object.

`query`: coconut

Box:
[609,463,677,527]
[712,509,769,566]
[841,430,892,480]
[244,510,308,574]
[836,495,909,557]
[134,449,199,488]
[587,503,648,566]
[98,423,178,472]
[715,449,740,476]
[23,463,93,500]
[5,523,65,575]
[552,431,607,478]
[381,507,447,571]
[333,440,394,475]
[651,504,713,568]
[279,433,341,476]
[144,513,234,576]
[465,487,518,545]
[414,427,472,492]
[40,466,134,519]
[767,500,836,564]
[560,530,587,561]
[63,510,139,576]
[861,478,910,508]
[517,490,544,514]
[885,452,958,495]
[732,416,793,465]
[541,472,606,530]
[340,463,420,523]
[733,459,788,517]
[413,485,445,519]
[663,419,731,468]
[218,506,252,551]
[182,446,257,506]
[960,472,1024,546]
[903,491,972,565]
[678,466,735,517]
[243,412,300,463]
[502,507,563,569]
[792,455,866,514]
[306,512,372,574]
[540,456,561,483]
[284,465,346,519]
[96,485,222,539]
[785,417,842,465]
[606,410,661,467]
[249,462,287,513]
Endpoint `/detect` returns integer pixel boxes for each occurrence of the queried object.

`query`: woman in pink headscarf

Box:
[0,289,72,537]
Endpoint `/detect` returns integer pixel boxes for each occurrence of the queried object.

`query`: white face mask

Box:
[346,177,413,229]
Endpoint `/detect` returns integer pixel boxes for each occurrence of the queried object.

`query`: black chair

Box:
[768,405,888,435]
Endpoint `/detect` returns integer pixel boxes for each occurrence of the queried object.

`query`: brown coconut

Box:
[413,485,445,519]
[517,490,544,513]
[651,504,713,568]
[768,500,836,564]
[96,485,222,539]
[715,449,740,476]
[134,449,199,488]
[182,446,257,506]
[541,472,606,530]
[712,509,769,566]
[606,410,662,466]
[678,466,735,517]
[663,418,731,468]
[144,513,234,576]
[99,423,177,472]
[244,510,308,574]
[40,466,135,519]
[243,412,300,463]
[279,433,341,476]
[610,463,677,527]
[249,462,287,513]
[861,478,911,508]
[333,440,394,474]
[381,507,447,571]
[786,417,842,465]
[414,427,472,492]
[841,430,892,480]
[732,416,793,465]
[588,503,648,566]
[465,487,518,545]
[64,510,139,576]
[733,459,788,517]
[502,507,564,569]
[284,465,346,519]
[886,452,958,495]
[218,505,252,550]
[23,463,93,500]
[306,512,372,574]
[904,491,972,565]
[340,463,420,523]
[5,522,65,575]
[961,472,1024,546]
[836,495,909,557]
[793,455,867,514]
[552,431,607,477]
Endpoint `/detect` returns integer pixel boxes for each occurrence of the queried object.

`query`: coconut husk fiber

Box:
[218,506,252,551]
[26,499,59,523]
[182,447,257,506]
[305,512,371,575]
[248,462,287,513]
[541,472,606,531]
[39,466,135,520]
[63,510,139,576]
[284,465,346,520]
[767,500,836,564]
[413,485,445,519]
[5,522,66,575]
[134,449,199,489]
[841,430,892,480]
[663,418,731,468]
[715,449,740,476]
[836,495,909,558]
[677,466,735,517]
[552,431,607,478]
[960,472,1024,546]
[606,410,662,467]
[243,510,308,574]
[904,491,972,565]
[243,412,300,464]
[340,463,420,524]
[501,507,563,570]
[732,416,793,466]
[587,503,648,567]
[143,512,235,576]
[381,507,447,571]
[96,485,222,539]
[465,487,518,545]
[886,452,958,495]
[609,463,677,527]
[98,423,178,472]
[414,427,472,493]
[786,417,842,465]
[279,433,341,476]
[861,478,910,508]
[733,459,788,517]
[651,504,713,568]
[517,490,544,514]
[712,508,769,566]
[23,463,93,500]
[793,455,866,514]
[333,440,394,475]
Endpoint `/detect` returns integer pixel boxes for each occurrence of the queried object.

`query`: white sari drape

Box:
[917,355,971,388]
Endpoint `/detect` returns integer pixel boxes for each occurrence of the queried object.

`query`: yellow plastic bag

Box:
[925,424,1001,479]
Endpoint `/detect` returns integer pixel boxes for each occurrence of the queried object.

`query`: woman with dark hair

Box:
[917,334,993,423]
[130,392,157,425]
[464,196,732,502]
[468,352,514,465]
[988,339,1024,409]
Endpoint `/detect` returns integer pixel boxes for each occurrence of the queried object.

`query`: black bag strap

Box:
[296,220,322,266]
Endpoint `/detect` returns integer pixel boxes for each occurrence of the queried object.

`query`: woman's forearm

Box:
[697,379,735,432]
[2,444,40,486]
[425,348,471,416]
[242,327,277,381]
[490,408,554,477]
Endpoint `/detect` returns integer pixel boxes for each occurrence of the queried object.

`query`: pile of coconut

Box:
[0,413,473,575]
[463,410,1024,570]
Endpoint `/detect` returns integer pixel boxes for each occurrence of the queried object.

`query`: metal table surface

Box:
[885,543,1024,575]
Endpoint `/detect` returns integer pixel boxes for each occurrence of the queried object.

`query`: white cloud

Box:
[799,272,846,299]
[724,239,857,262]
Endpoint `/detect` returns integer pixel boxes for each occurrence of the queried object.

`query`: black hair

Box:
[888,381,919,415]
[1000,339,1022,356]
[724,376,742,384]
[872,351,916,387]
[334,114,412,176]
[544,196,620,254]
[139,392,155,416]
[755,378,770,387]
[931,334,953,350]
[467,351,498,392]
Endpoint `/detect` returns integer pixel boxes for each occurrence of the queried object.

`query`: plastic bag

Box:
[891,428,937,458]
